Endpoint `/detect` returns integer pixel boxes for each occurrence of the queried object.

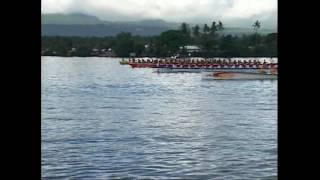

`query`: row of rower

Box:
[128,58,276,65]
[153,63,277,69]
[127,58,277,69]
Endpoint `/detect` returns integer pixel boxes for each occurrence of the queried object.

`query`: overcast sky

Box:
[42,0,277,28]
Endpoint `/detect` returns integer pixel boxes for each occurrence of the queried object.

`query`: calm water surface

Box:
[42,57,277,179]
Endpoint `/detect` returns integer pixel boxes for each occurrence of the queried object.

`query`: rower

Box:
[242,60,246,68]
[244,60,249,68]
[252,61,257,68]
[253,60,257,66]
[239,61,244,68]
[268,63,272,69]
[230,62,235,68]
[233,60,237,66]
[263,60,267,68]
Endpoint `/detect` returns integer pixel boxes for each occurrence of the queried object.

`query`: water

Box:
[42,56,277,179]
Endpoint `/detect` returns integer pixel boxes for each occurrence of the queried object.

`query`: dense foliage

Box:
[42,21,277,57]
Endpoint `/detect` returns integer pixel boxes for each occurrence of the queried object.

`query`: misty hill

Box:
[42,24,177,36]
[42,13,104,25]
[41,13,276,37]
[42,13,179,36]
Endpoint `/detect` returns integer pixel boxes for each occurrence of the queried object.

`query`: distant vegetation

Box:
[42,20,277,57]
[42,24,174,37]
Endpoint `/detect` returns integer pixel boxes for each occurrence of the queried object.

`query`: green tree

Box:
[181,22,189,35]
[264,33,277,56]
[180,22,191,49]
[155,30,184,56]
[192,25,200,37]
[114,32,134,57]
[133,41,145,57]
[220,35,238,56]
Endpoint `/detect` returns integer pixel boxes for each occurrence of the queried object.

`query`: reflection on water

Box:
[42,57,277,179]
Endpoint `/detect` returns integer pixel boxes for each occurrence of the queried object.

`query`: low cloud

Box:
[42,0,277,27]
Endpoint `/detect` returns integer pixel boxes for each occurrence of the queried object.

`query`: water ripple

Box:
[42,57,277,179]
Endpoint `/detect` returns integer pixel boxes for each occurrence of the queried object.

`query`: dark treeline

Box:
[42,20,277,57]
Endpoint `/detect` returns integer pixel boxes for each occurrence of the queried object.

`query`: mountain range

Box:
[41,13,276,37]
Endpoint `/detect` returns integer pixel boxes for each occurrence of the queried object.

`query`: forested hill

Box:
[41,13,276,37]
[42,24,176,37]
[42,13,178,36]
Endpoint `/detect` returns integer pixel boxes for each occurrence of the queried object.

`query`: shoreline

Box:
[41,55,278,58]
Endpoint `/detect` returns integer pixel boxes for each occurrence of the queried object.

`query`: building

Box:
[179,45,201,53]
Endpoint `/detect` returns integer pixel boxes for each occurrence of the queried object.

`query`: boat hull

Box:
[119,59,129,65]
[202,72,277,80]
[129,63,155,68]
[153,68,275,74]
[119,61,129,65]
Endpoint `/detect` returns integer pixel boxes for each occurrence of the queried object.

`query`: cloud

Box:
[41,0,75,13]
[41,0,277,27]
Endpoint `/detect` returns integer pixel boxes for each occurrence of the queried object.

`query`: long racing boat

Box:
[119,59,129,65]
[201,72,277,80]
[201,68,277,80]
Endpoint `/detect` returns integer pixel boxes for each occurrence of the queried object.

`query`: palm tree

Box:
[210,21,217,34]
[181,22,189,35]
[192,25,200,37]
[203,24,210,34]
[217,21,224,31]
[252,20,261,33]
[252,20,262,54]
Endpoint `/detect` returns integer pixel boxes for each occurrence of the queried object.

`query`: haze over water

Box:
[42,57,277,179]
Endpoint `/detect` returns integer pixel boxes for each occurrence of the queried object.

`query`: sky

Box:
[41,0,277,28]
